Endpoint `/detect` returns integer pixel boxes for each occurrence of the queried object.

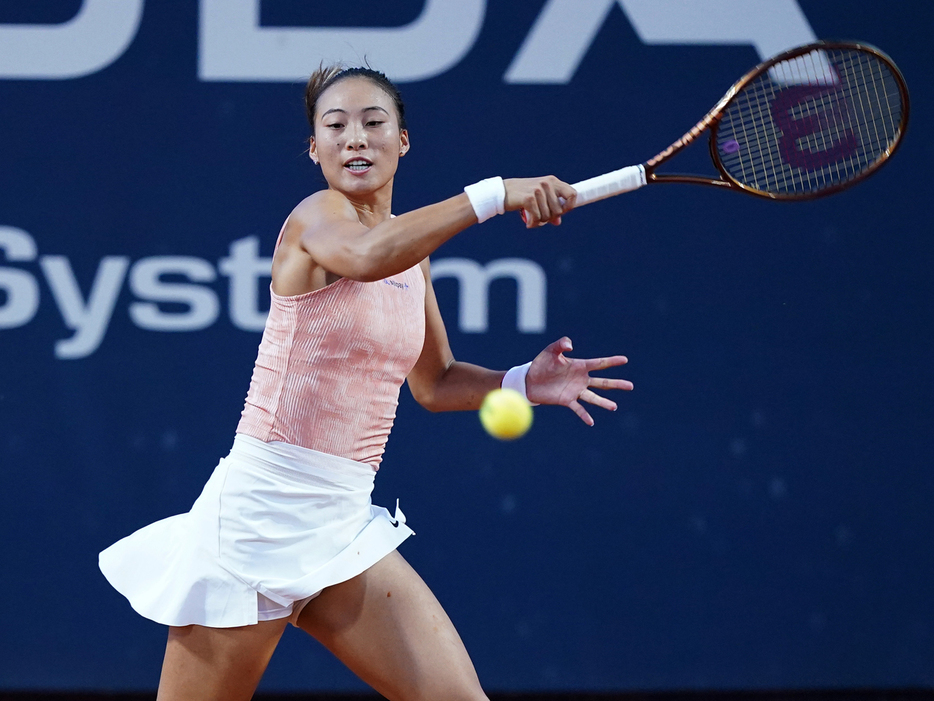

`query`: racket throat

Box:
[648,173,733,188]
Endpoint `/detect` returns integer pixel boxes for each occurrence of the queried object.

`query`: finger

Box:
[535,189,551,223]
[588,377,634,391]
[545,181,563,220]
[568,400,595,427]
[558,183,578,211]
[579,389,617,412]
[522,208,550,227]
[547,336,572,355]
[584,355,628,371]
[524,198,542,228]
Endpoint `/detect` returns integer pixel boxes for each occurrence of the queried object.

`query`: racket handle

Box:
[520,165,646,224]
[570,164,646,206]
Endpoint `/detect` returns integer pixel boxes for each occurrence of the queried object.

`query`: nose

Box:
[345,122,367,150]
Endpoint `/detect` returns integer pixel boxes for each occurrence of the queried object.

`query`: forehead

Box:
[316,77,396,118]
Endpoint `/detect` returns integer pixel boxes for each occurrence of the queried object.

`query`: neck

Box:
[338,179,394,227]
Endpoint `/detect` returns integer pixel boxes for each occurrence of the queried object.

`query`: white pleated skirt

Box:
[99,434,414,628]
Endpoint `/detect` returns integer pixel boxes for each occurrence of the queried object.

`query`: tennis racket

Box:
[535,40,909,215]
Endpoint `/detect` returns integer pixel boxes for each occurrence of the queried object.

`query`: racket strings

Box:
[715,47,905,196]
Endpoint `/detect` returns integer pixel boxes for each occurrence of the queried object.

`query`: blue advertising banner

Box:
[1,0,932,693]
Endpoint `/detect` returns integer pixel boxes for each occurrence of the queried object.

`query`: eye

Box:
[367,120,385,127]
[326,122,344,130]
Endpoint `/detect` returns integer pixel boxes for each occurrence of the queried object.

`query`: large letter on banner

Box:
[200,0,486,83]
[0,0,144,79]
[505,0,816,84]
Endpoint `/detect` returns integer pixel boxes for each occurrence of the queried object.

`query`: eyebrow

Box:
[321,106,390,118]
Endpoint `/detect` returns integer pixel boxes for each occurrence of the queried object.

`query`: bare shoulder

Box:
[271,192,358,295]
[290,189,358,229]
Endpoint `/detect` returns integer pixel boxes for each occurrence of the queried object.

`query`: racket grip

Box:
[519,164,645,224]
[570,164,646,207]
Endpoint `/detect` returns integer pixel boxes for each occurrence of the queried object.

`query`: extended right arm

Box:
[292,176,577,283]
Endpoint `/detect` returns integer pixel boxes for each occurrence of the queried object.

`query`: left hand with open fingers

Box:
[525,336,633,426]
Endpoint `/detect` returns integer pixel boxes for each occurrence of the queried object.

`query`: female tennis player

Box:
[100,65,633,701]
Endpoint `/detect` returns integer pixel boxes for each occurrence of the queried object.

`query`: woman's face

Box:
[310,77,409,199]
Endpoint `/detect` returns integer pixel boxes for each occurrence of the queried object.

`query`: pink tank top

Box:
[236,263,426,469]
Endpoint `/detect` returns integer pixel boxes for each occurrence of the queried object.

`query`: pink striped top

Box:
[236,263,426,469]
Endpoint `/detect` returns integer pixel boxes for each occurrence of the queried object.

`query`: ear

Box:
[309,137,319,165]
[399,130,410,157]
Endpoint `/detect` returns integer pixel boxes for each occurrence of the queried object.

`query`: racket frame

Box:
[642,40,910,200]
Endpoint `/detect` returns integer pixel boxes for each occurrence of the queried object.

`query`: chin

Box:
[341,173,391,194]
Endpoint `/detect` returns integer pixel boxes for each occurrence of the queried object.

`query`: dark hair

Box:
[304,64,407,136]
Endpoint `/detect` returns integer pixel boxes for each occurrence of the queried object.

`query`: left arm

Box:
[406,258,504,412]
[406,259,634,422]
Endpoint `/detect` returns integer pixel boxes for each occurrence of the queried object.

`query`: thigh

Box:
[157,618,288,701]
[296,550,488,701]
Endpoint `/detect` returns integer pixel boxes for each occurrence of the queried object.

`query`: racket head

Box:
[710,41,909,200]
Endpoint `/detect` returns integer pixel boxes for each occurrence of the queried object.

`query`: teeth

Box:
[346,161,370,170]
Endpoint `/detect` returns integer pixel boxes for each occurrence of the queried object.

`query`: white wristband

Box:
[502,362,539,406]
[464,176,506,223]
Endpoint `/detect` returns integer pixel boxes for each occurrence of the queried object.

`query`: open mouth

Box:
[344,159,372,173]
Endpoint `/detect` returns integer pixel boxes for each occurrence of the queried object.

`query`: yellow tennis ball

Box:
[479,388,533,440]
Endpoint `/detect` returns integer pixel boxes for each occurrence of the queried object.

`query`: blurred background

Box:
[0,0,931,696]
